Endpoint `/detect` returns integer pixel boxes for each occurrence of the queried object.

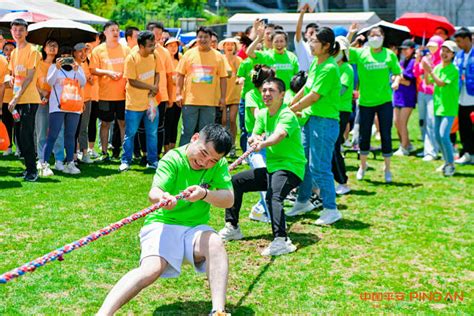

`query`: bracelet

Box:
[200,188,208,201]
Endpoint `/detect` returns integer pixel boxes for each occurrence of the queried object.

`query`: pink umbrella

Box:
[0,11,50,27]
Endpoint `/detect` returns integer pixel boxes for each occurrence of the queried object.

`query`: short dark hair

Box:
[98,31,106,44]
[265,23,276,29]
[274,25,284,31]
[435,27,449,35]
[270,29,288,42]
[199,124,232,156]
[305,23,319,33]
[252,64,275,88]
[290,71,307,93]
[146,21,164,31]
[196,26,213,37]
[211,31,218,39]
[125,26,139,40]
[103,20,119,31]
[59,45,74,56]
[263,77,286,93]
[137,30,155,47]
[454,27,472,40]
[369,26,385,37]
[41,38,59,60]
[10,18,28,28]
[3,42,15,49]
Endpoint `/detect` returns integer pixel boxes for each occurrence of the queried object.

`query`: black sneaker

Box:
[100,153,110,163]
[139,155,148,166]
[310,193,323,209]
[24,172,38,182]
[16,170,28,178]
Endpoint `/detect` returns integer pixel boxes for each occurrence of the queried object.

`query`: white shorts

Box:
[139,222,215,278]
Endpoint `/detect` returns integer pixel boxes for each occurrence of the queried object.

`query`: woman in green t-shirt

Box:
[422,41,460,176]
[289,27,343,226]
[349,26,402,183]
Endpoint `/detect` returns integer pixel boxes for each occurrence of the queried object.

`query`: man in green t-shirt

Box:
[98,124,234,316]
[219,78,306,257]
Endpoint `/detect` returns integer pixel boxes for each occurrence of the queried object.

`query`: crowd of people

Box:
[1,9,473,315]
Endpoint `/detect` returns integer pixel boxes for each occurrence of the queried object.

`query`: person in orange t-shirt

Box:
[176,26,227,146]
[35,39,66,172]
[219,38,243,158]
[120,31,162,172]
[85,39,101,158]
[8,19,42,181]
[1,42,15,154]
[164,37,182,153]
[90,21,130,161]
[147,21,174,158]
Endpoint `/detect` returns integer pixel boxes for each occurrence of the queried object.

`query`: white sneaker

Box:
[63,161,81,174]
[3,148,13,156]
[393,147,409,156]
[343,139,352,147]
[218,223,243,241]
[384,170,393,183]
[36,160,43,171]
[261,237,297,256]
[41,162,54,177]
[146,162,158,169]
[81,153,94,164]
[422,155,436,162]
[315,209,342,225]
[436,164,447,172]
[286,200,315,217]
[455,153,472,164]
[87,149,100,159]
[119,163,130,172]
[55,161,65,171]
[249,203,270,223]
[335,184,351,195]
[356,166,367,180]
[443,164,455,176]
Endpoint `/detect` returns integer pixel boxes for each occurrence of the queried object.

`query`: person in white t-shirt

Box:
[294,3,319,72]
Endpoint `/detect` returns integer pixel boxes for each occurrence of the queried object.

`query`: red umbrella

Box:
[394,12,455,39]
[0,11,50,27]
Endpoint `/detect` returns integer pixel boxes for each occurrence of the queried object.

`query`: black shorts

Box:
[98,100,125,122]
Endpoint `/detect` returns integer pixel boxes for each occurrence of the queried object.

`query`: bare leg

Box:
[117,119,125,145]
[100,121,111,154]
[394,108,402,146]
[193,231,228,312]
[221,106,228,128]
[360,154,368,170]
[384,156,391,173]
[97,256,168,315]
[229,104,238,147]
[399,108,413,149]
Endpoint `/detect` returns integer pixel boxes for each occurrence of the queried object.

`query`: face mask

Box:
[368,36,384,49]
[61,65,73,71]
[334,51,343,62]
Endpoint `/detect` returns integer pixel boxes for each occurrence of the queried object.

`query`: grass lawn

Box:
[0,111,473,315]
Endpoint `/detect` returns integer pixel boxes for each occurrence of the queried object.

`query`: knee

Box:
[138,260,164,285]
[208,233,226,255]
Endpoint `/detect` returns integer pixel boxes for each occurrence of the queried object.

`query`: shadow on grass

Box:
[364,179,422,187]
[294,213,371,230]
[348,189,376,196]
[153,300,255,315]
[453,172,474,178]
[241,232,321,251]
[0,180,23,189]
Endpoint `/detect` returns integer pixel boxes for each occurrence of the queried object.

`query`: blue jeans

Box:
[434,116,455,164]
[299,116,339,210]
[238,98,248,151]
[36,103,64,162]
[122,110,158,165]
[179,105,216,146]
[43,112,80,163]
[418,92,439,158]
[296,122,314,203]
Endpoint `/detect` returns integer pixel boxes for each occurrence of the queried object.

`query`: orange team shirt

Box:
[0,55,9,103]
[215,52,232,104]
[82,61,93,102]
[154,44,173,102]
[169,57,180,103]
[224,54,243,105]
[90,43,130,101]
[176,47,227,106]
[8,43,42,104]
[36,60,52,95]
[124,50,163,111]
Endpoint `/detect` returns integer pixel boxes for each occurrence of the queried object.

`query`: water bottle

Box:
[12,109,20,122]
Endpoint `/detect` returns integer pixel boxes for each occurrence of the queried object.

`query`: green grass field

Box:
[0,112,473,315]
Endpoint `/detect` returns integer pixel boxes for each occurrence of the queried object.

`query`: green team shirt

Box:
[339,62,354,113]
[430,63,460,117]
[145,146,232,227]
[252,49,299,90]
[303,56,341,120]
[244,88,265,133]
[349,47,402,106]
[236,57,254,99]
[253,106,307,180]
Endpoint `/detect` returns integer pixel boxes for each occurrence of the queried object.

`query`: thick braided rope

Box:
[0,145,255,284]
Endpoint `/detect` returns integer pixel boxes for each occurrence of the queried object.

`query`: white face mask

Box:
[368,36,384,49]
[334,51,343,62]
